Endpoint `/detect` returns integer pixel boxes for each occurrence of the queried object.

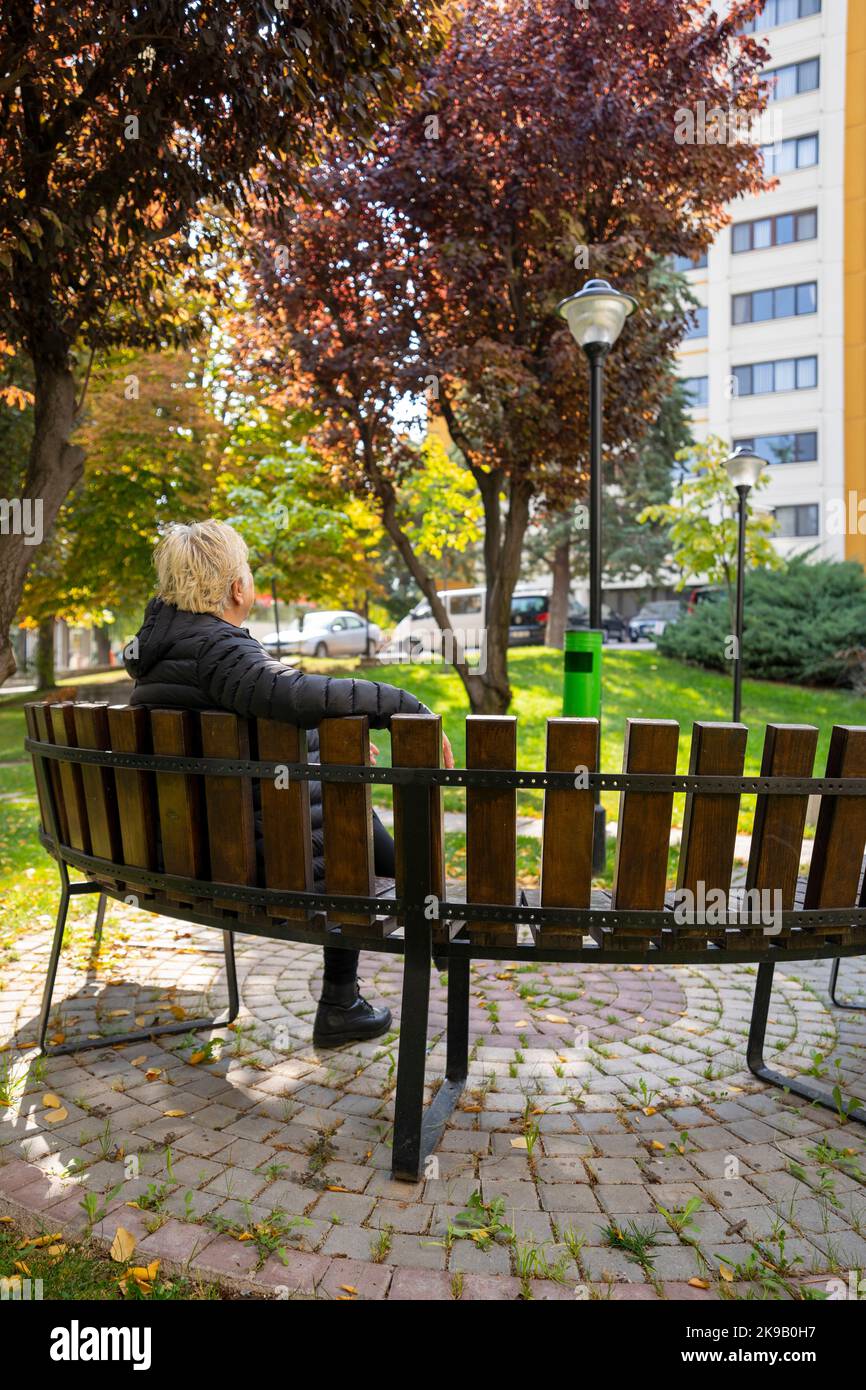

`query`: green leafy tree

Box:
[216,410,383,631]
[0,0,446,683]
[638,434,782,630]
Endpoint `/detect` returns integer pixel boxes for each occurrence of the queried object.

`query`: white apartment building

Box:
[676,0,866,568]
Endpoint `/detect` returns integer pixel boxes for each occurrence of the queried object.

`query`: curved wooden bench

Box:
[24,701,866,1179]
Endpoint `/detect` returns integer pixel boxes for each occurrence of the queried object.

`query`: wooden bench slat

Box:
[32,701,70,845]
[392,713,446,936]
[804,726,866,942]
[257,719,313,922]
[319,716,376,932]
[151,708,209,904]
[742,723,818,948]
[24,702,50,835]
[608,719,679,947]
[466,715,517,945]
[107,705,158,901]
[74,703,122,865]
[200,712,257,913]
[539,718,598,939]
[48,701,91,854]
[671,721,747,947]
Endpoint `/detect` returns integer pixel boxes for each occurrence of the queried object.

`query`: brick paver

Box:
[1,905,865,1300]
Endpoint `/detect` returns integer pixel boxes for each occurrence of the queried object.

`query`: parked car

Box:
[260,610,381,659]
[391,586,486,656]
[394,585,553,654]
[509,591,550,645]
[684,585,724,613]
[567,602,631,643]
[627,600,685,641]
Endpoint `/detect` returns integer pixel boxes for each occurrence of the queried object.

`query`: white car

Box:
[260,610,381,659]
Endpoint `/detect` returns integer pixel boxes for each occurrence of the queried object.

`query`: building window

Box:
[672,252,708,273]
[732,355,818,396]
[732,208,817,254]
[765,58,820,101]
[683,306,709,339]
[743,0,821,32]
[761,133,819,174]
[773,503,820,537]
[732,281,817,325]
[733,432,818,465]
[682,376,709,408]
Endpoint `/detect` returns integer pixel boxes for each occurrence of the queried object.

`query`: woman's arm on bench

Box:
[197,624,431,730]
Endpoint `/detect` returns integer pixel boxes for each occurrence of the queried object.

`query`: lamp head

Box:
[725,447,767,492]
[556,278,638,350]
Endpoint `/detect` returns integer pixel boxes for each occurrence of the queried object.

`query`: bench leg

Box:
[828,957,866,1011]
[38,881,241,1058]
[391,917,432,1181]
[391,947,470,1182]
[747,961,866,1124]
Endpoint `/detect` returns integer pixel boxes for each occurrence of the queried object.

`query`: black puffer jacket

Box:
[124,598,429,875]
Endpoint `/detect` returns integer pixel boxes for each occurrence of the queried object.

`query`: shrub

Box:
[657,556,866,687]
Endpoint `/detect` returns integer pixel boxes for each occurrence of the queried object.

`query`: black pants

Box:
[321,813,395,986]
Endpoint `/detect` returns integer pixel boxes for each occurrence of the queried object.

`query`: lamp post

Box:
[557,278,637,869]
[724,448,767,723]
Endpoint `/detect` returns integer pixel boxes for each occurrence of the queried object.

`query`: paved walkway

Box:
[1,902,865,1300]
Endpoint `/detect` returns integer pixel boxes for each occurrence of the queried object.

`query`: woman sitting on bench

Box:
[124,519,453,1047]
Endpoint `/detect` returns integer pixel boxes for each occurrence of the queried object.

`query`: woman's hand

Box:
[442,732,454,769]
[370,740,380,765]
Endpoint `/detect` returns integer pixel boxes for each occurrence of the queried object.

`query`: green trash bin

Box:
[563,628,603,720]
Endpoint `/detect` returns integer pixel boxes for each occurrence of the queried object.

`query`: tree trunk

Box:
[546,538,571,649]
[95,626,112,665]
[0,359,84,686]
[35,617,56,691]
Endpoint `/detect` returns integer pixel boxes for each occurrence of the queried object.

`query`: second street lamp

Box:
[557,278,637,869]
[724,447,767,723]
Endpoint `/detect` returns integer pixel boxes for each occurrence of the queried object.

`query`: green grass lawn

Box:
[2,648,864,946]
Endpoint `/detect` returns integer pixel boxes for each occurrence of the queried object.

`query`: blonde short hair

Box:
[154,521,250,615]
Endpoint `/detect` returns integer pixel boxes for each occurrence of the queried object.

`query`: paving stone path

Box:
[2,900,866,1301]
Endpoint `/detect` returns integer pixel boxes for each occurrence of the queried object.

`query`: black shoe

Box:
[313,979,392,1047]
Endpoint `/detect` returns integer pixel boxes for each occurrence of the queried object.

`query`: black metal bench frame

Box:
[26,737,866,1180]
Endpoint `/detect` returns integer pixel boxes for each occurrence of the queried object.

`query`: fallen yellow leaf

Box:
[144,1068,162,1082]
[510,1137,528,1149]
[163,1110,186,1118]
[688,1277,710,1290]
[651,1140,666,1151]
[131,1056,147,1067]
[13,1260,32,1276]
[719,1263,734,1282]
[110,1227,137,1263]
[642,1106,657,1116]
[545,1014,569,1024]
[42,1093,63,1108]
[189,1050,206,1066]
[340,1285,358,1295]
[43,1107,68,1124]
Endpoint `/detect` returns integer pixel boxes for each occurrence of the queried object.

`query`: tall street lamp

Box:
[557,278,637,869]
[724,447,767,723]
